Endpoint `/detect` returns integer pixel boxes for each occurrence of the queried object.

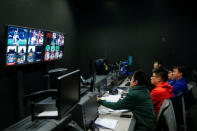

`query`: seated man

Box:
[153,60,162,69]
[170,66,188,96]
[147,59,163,91]
[98,70,156,131]
[151,67,174,117]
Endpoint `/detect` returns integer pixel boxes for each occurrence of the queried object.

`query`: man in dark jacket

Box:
[98,70,156,131]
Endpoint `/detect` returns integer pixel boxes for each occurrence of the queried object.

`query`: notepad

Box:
[100,94,121,102]
[94,118,118,130]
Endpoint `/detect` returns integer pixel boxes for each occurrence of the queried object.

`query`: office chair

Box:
[156,99,177,131]
[170,93,187,131]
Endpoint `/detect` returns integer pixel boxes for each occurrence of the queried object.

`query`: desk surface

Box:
[95,75,135,131]
[3,114,72,131]
[97,105,135,131]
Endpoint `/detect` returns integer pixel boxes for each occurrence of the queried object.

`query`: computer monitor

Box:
[6,25,28,65]
[5,25,65,66]
[57,70,80,118]
[44,31,64,61]
[5,25,46,66]
[94,58,109,75]
[128,56,132,66]
[27,29,45,62]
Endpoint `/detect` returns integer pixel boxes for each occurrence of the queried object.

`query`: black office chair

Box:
[156,99,177,131]
[170,93,187,131]
[184,82,196,111]
[190,82,197,102]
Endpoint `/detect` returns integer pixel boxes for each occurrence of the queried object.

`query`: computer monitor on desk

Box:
[48,68,68,89]
[56,70,80,119]
[32,70,80,120]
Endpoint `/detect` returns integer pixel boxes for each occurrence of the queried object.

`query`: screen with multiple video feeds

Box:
[6,26,28,65]
[27,29,44,63]
[5,25,65,66]
[44,32,64,61]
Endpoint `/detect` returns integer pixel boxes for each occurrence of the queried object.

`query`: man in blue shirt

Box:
[170,66,189,96]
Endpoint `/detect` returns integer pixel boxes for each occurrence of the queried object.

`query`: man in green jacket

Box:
[98,70,157,131]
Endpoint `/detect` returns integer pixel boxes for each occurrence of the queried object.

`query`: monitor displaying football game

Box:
[44,32,64,61]
[27,29,44,62]
[5,25,65,66]
[6,26,28,65]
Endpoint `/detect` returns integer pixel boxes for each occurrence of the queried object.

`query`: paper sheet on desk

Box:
[98,108,129,115]
[100,94,121,102]
[95,118,118,130]
[37,111,58,117]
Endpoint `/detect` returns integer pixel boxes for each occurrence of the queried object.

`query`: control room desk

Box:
[96,75,136,131]
[97,105,136,131]
[3,114,71,131]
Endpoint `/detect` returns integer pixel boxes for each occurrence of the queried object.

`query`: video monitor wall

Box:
[5,25,65,66]
[44,32,64,61]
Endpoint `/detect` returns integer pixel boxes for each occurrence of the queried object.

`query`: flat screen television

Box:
[6,26,29,65]
[27,29,45,62]
[44,31,64,61]
[57,70,80,118]
[5,25,65,66]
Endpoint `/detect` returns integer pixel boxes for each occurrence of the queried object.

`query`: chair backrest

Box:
[170,93,187,131]
[157,99,170,120]
[190,82,197,101]
[183,85,196,111]
[156,99,177,131]
[187,81,195,91]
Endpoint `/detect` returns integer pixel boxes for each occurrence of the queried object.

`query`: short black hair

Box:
[154,60,163,65]
[133,70,147,85]
[152,67,168,81]
[168,68,173,72]
[173,66,186,77]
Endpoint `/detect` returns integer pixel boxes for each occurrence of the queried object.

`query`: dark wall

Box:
[73,0,197,77]
[0,0,78,130]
